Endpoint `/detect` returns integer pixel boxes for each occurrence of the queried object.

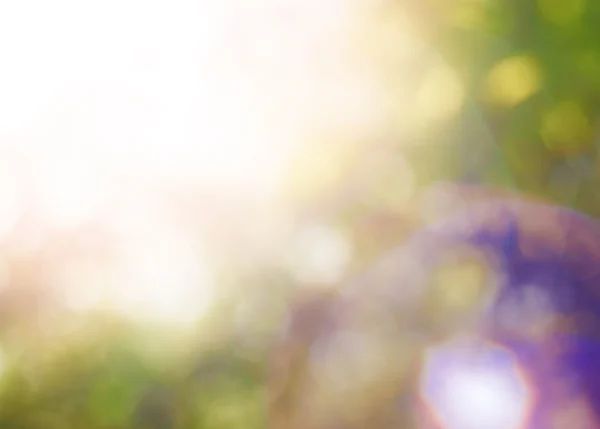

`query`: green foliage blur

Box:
[414,0,600,213]
[3,1,600,428]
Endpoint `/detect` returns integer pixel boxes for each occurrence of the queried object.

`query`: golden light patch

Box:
[434,260,488,309]
[424,247,499,331]
[415,63,465,122]
[484,55,542,108]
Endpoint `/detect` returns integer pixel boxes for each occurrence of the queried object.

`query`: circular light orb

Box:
[420,340,533,429]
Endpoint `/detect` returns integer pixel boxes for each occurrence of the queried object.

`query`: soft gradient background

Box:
[0,0,598,428]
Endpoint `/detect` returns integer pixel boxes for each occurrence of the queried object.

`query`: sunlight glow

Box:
[110,241,216,326]
[0,0,382,199]
[34,155,112,230]
[106,202,216,326]
[0,161,22,241]
[0,0,399,324]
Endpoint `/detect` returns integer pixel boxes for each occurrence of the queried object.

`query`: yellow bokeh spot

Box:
[541,102,591,153]
[434,260,487,311]
[538,0,586,26]
[425,250,496,331]
[485,55,542,107]
[416,64,466,122]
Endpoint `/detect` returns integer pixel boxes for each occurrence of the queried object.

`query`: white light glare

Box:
[421,342,530,429]
[0,0,384,199]
[440,369,524,429]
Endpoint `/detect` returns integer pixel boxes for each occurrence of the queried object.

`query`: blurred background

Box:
[0,0,599,427]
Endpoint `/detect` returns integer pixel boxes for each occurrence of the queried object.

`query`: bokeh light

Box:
[420,340,533,429]
[484,55,543,108]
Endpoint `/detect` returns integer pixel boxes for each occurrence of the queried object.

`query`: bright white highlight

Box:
[0,0,381,198]
[421,341,530,429]
[437,369,525,429]
[0,0,389,324]
[0,161,22,241]
[34,155,112,230]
